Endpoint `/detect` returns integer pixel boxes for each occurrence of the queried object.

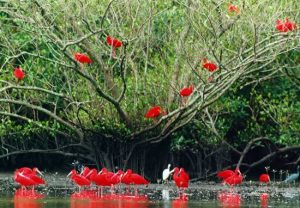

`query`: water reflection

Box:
[70,191,149,208]
[260,193,269,208]
[14,188,44,208]
[217,191,241,208]
[172,198,188,208]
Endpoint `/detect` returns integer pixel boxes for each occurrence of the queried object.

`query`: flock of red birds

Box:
[12,165,274,208]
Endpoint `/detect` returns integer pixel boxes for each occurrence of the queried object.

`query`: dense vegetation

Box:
[0,0,299,180]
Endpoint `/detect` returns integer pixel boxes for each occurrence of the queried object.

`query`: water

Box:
[1,173,300,208]
[0,183,300,208]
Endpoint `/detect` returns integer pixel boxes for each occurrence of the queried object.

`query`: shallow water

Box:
[0,183,300,208]
[1,173,300,208]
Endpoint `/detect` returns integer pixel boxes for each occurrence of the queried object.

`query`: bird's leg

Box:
[229,185,234,193]
[112,47,117,59]
[31,186,34,195]
[97,187,100,197]
[126,185,130,194]
[134,186,138,196]
[110,185,115,195]
[177,187,181,198]
[101,187,103,198]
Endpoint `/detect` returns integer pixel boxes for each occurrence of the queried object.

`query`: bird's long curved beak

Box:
[67,171,72,178]
[36,169,43,176]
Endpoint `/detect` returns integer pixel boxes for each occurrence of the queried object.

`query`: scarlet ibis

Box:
[217,169,235,181]
[106,36,122,58]
[14,167,45,191]
[122,169,149,196]
[162,164,172,183]
[13,67,25,81]
[145,106,163,123]
[259,174,270,184]
[228,4,240,14]
[284,166,300,183]
[73,52,92,64]
[179,85,194,105]
[67,169,91,191]
[172,167,189,198]
[224,169,243,187]
[276,18,297,33]
[202,58,218,72]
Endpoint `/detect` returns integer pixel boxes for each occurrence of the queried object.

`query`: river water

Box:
[0,173,299,207]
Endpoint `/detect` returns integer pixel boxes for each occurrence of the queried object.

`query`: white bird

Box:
[162,164,172,183]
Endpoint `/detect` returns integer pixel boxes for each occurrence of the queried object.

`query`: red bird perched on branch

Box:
[145,106,165,123]
[276,18,297,32]
[180,85,194,105]
[228,4,240,14]
[73,52,92,64]
[106,36,122,58]
[202,58,218,72]
[13,67,25,81]
[180,85,194,97]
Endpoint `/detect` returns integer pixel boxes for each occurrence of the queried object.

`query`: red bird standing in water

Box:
[14,167,45,191]
[224,169,243,187]
[259,174,270,184]
[173,167,189,199]
[122,169,149,196]
[67,169,91,191]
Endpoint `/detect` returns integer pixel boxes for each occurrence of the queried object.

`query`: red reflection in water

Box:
[260,193,269,208]
[217,191,241,208]
[14,188,44,208]
[70,192,149,208]
[172,197,188,208]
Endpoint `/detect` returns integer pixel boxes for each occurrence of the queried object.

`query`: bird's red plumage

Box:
[106,36,122,48]
[13,67,25,81]
[259,174,270,183]
[74,53,92,64]
[180,85,194,97]
[217,170,234,180]
[145,106,162,118]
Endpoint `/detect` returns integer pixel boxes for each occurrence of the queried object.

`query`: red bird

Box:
[14,167,45,189]
[276,18,297,32]
[73,52,92,64]
[259,174,270,183]
[122,169,149,196]
[224,169,243,186]
[217,169,235,180]
[13,67,25,81]
[202,58,218,72]
[106,36,122,58]
[173,167,189,198]
[228,4,239,13]
[145,106,163,123]
[180,85,194,97]
[67,169,91,191]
